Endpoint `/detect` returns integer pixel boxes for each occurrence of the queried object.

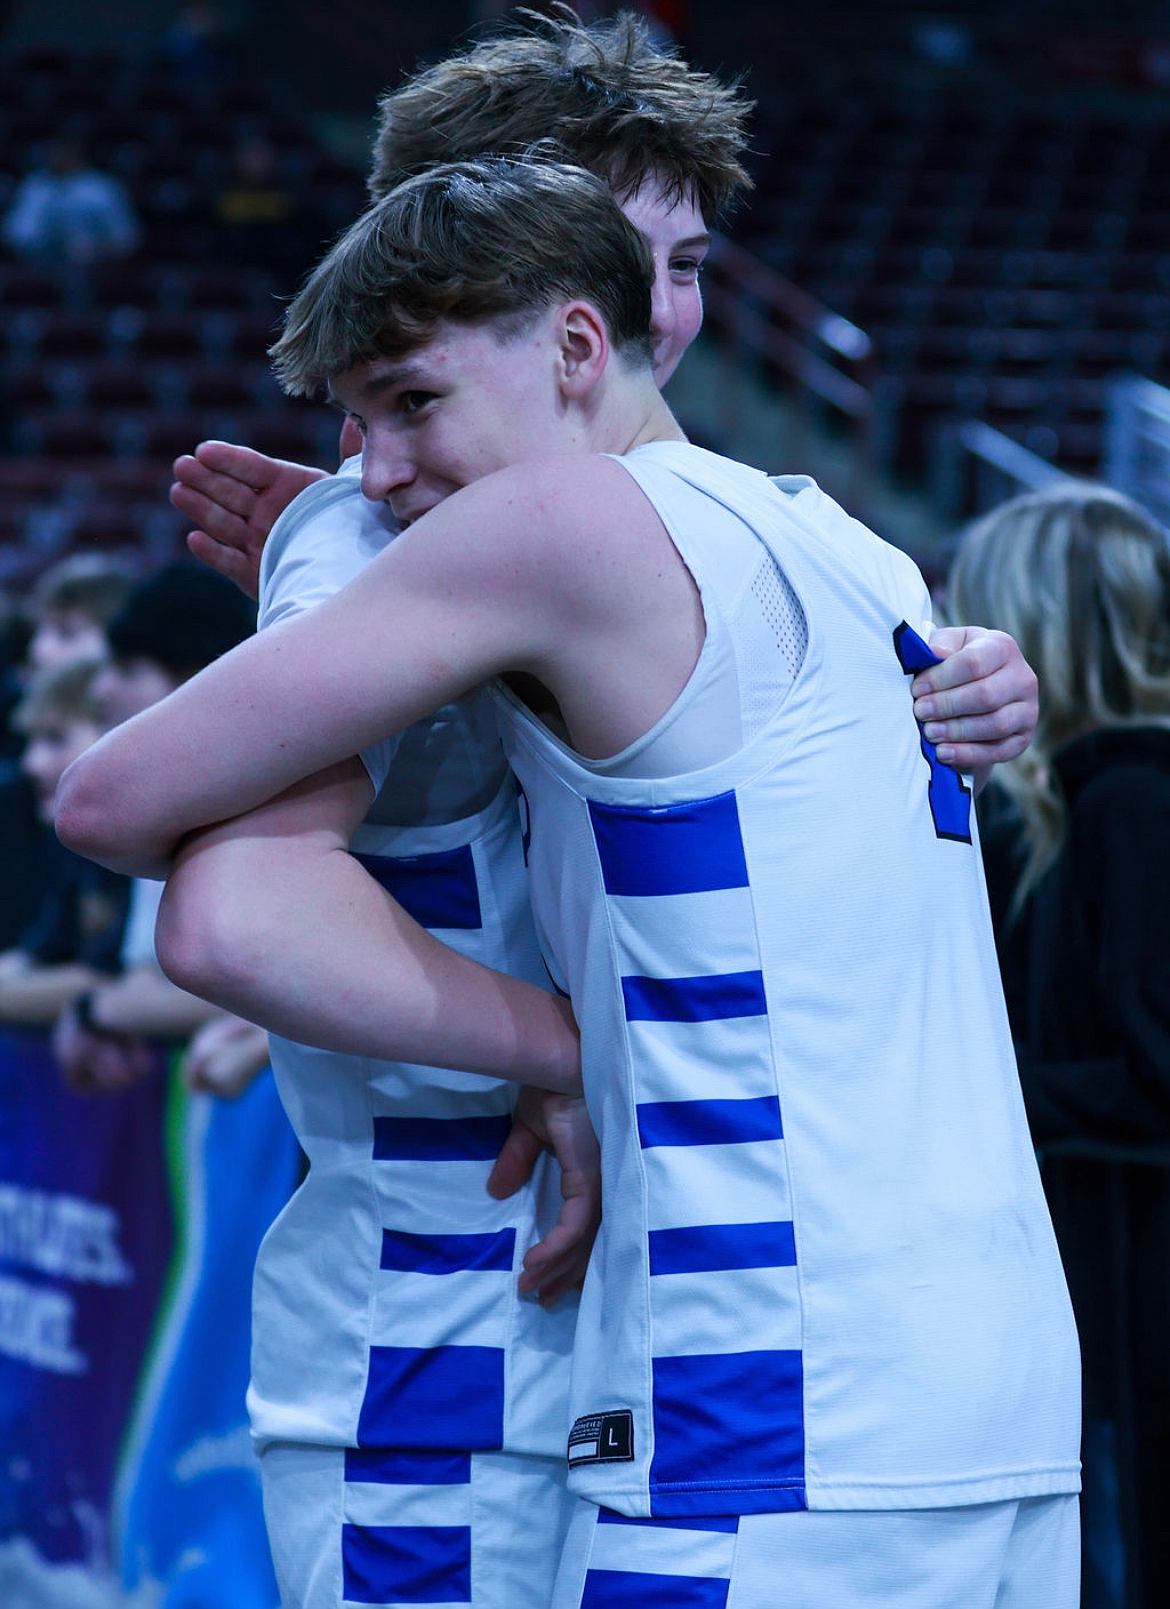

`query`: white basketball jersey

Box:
[249,460,576,1457]
[493,441,1080,1517]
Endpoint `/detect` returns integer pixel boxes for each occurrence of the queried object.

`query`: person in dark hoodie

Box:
[948,482,1170,1609]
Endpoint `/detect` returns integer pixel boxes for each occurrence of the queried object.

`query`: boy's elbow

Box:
[55,754,134,866]
[155,869,260,1011]
[156,880,225,1000]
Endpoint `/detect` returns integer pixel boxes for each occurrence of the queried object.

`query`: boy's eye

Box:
[671,256,704,278]
[400,391,436,415]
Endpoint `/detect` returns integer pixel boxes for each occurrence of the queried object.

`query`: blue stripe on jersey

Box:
[344,1448,471,1486]
[652,1483,809,1520]
[380,1227,517,1275]
[358,1346,504,1450]
[648,1221,797,1275]
[650,1351,805,1514]
[373,1114,512,1162]
[342,1524,471,1604]
[581,1571,730,1608]
[355,844,482,930]
[622,972,767,1023]
[636,1096,783,1149]
[598,1510,740,1534]
[588,793,749,897]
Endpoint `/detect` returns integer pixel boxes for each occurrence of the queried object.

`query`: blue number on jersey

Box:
[892,622,972,843]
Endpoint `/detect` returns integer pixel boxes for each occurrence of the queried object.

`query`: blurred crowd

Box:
[0,553,269,1099]
[0,545,303,1605]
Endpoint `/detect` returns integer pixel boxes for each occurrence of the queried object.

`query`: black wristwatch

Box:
[74,990,122,1039]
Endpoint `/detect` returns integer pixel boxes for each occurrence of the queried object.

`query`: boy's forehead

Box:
[329,350,439,407]
[618,174,706,235]
[328,318,544,407]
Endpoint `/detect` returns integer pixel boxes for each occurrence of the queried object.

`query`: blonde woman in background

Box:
[948,481,1170,1609]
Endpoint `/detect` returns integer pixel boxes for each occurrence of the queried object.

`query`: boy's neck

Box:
[594,376,688,459]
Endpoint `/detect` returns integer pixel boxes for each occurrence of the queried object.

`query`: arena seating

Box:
[0,43,363,584]
[729,75,1170,482]
[6,20,1170,583]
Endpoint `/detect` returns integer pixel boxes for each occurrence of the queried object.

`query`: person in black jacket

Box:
[949,482,1170,1609]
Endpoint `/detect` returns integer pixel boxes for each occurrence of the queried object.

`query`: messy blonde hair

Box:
[369,7,752,223]
[26,553,132,627]
[947,482,1170,900]
[14,656,106,734]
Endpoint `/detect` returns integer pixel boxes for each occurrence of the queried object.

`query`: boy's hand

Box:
[171,441,330,600]
[488,1086,601,1307]
[915,627,1038,786]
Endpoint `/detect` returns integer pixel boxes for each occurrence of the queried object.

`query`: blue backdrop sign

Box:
[0,1028,299,1607]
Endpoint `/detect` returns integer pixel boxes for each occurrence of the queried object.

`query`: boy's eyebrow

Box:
[673,232,711,250]
[327,359,433,411]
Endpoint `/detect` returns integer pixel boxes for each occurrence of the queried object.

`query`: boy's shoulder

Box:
[258,458,400,630]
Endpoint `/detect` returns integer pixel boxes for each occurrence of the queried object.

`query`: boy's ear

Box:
[558,300,609,397]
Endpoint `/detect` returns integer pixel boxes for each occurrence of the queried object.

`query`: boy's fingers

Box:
[486,1119,544,1200]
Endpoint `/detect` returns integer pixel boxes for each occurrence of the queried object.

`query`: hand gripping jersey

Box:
[493,441,1080,1519]
[248,457,576,1459]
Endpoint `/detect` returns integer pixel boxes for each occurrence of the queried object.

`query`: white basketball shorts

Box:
[262,1442,575,1609]
[551,1493,1079,1608]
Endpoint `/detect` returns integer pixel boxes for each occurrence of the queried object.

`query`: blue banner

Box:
[0,1029,173,1571]
[0,1029,300,1607]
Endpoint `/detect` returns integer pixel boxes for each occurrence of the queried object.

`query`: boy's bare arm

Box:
[60,453,1038,874]
[156,759,581,1094]
[162,758,593,1292]
[58,457,661,874]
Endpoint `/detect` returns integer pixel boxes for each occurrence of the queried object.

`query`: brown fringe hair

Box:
[271,158,655,396]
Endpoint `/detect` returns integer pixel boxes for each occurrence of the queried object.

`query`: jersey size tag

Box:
[568,1410,635,1467]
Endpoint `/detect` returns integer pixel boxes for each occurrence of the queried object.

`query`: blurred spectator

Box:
[54,561,258,1094]
[161,2,231,85]
[0,560,284,1608]
[0,658,130,1027]
[24,553,134,678]
[2,139,140,265]
[0,590,31,759]
[0,593,40,946]
[212,137,311,279]
[948,482,1170,1609]
[0,558,133,950]
[948,483,1170,1140]
[95,558,255,722]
